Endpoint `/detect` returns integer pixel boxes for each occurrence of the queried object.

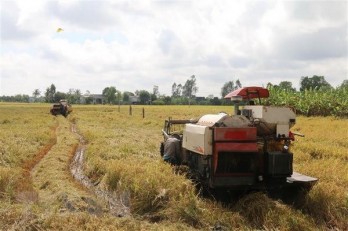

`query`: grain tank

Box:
[161,87,317,192]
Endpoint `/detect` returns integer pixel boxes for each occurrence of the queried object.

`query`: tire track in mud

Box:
[30,117,107,214]
[70,123,130,217]
[23,122,58,172]
[17,122,59,202]
[27,116,130,217]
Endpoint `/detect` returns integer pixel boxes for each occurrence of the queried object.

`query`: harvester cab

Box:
[161,86,317,195]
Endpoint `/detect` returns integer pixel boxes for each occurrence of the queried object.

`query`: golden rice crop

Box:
[291,117,348,228]
[72,105,347,230]
[1,103,347,230]
[0,103,54,199]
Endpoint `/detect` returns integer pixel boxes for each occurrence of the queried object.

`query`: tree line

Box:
[1,75,347,112]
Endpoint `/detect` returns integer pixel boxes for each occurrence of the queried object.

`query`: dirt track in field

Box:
[29,116,129,217]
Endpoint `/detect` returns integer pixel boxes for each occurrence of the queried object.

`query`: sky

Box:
[1,0,347,97]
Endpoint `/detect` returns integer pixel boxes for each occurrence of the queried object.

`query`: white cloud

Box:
[1,0,347,97]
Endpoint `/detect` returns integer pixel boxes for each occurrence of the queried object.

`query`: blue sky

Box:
[1,0,347,97]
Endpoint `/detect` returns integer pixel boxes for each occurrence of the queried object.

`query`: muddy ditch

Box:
[70,124,130,217]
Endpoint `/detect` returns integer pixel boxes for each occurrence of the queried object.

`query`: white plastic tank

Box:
[197,113,250,128]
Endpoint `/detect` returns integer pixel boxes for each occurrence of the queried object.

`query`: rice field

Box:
[0,103,347,230]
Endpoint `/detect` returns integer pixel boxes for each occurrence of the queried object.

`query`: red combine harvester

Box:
[161,86,317,195]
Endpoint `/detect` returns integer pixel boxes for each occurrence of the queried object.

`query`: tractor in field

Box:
[50,99,72,117]
[160,86,317,196]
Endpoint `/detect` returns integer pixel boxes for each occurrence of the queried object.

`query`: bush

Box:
[152,100,165,105]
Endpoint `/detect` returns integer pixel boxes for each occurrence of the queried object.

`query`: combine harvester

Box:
[161,86,317,197]
[50,99,72,117]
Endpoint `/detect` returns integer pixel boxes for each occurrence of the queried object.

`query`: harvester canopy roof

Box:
[224,86,269,99]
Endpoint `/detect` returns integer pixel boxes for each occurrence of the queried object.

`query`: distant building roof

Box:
[129,95,140,103]
[80,94,105,104]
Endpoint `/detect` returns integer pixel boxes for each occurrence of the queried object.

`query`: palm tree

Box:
[32,89,41,102]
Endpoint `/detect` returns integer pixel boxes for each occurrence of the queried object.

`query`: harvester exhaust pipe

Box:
[230,95,243,115]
